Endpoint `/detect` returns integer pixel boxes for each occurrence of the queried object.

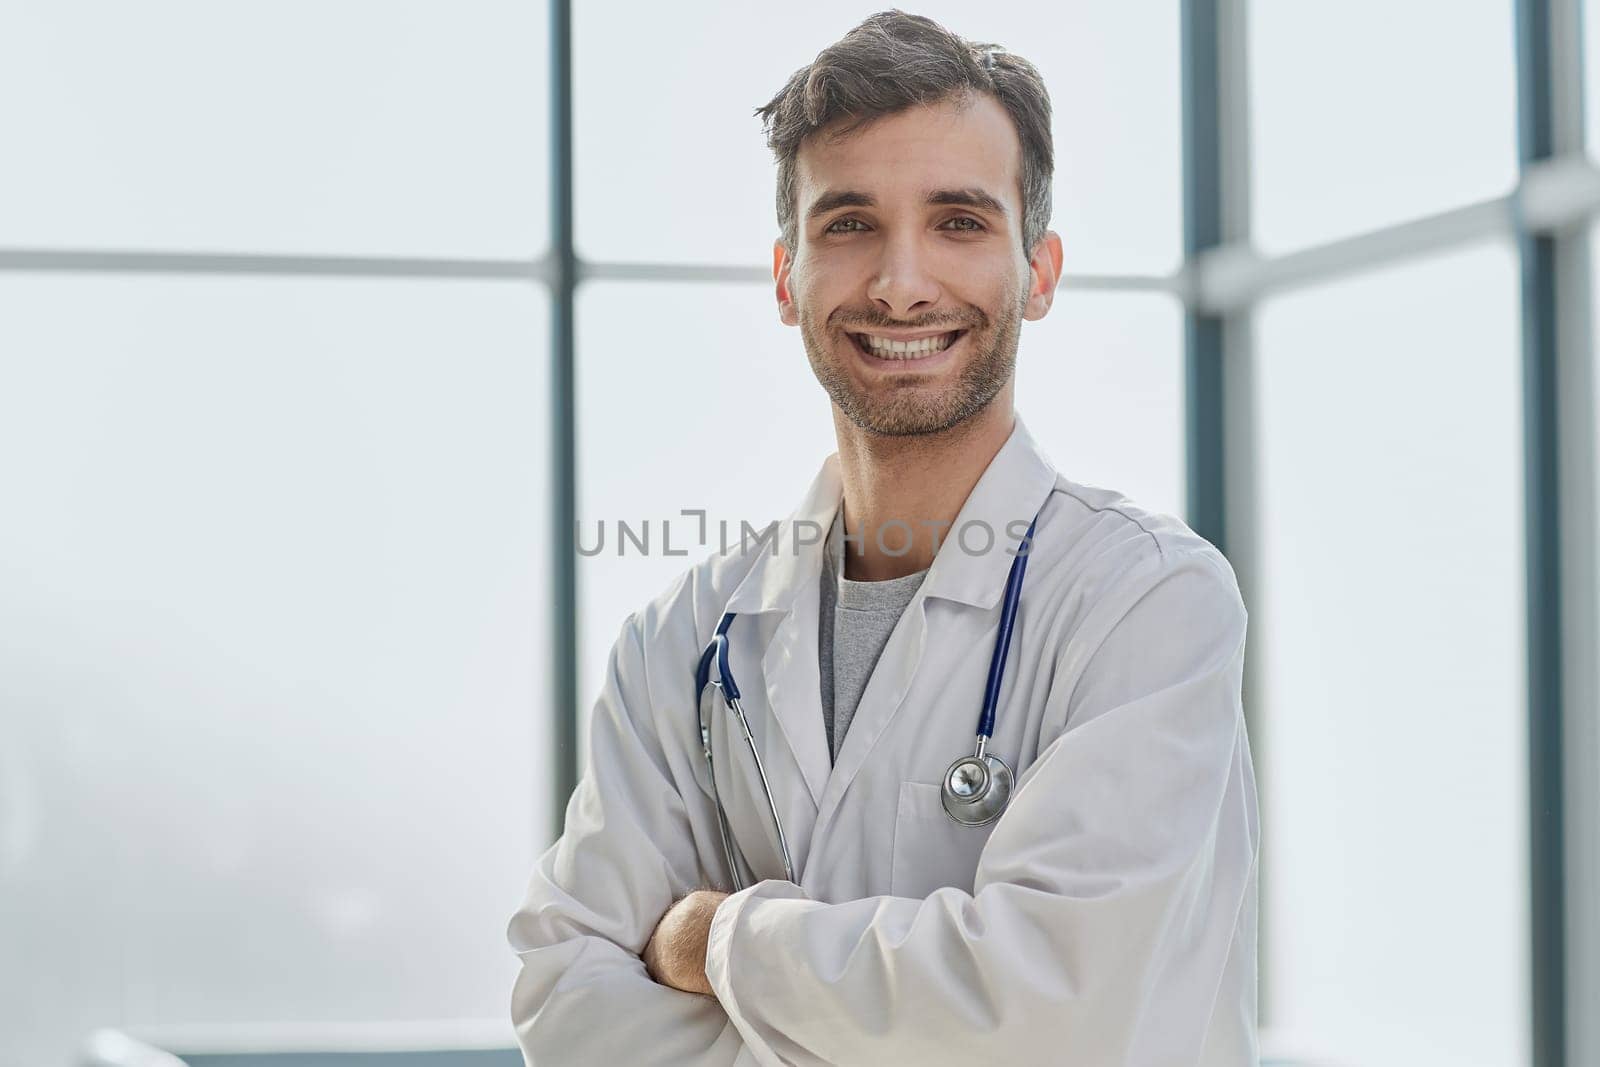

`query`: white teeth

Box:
[857,331,957,359]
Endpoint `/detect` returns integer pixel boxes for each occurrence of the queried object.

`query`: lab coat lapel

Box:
[743,574,832,813]
[807,591,929,864]
[720,456,844,813]
[805,416,1061,860]
[703,606,825,886]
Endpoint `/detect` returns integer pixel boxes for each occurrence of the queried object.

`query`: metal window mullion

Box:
[1184,0,1266,1033]
[1519,227,1569,1067]
[1214,0,1268,1031]
[0,247,551,281]
[549,0,579,839]
[1515,0,1578,1064]
[1544,4,1600,1065]
[1553,222,1598,1067]
[1182,0,1227,549]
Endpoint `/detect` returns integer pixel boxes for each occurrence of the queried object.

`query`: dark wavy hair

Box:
[754,10,1054,255]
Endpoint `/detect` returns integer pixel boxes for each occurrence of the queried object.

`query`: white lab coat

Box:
[507,415,1258,1066]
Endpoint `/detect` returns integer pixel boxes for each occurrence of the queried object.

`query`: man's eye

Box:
[943,216,984,232]
[826,218,868,234]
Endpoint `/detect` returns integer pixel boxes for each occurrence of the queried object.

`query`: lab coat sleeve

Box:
[702,549,1256,1066]
[507,611,756,1066]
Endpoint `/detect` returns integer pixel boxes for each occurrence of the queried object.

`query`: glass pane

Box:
[0,277,550,1065]
[0,2,548,257]
[575,4,1179,274]
[1015,291,1185,521]
[1254,242,1528,1065]
[1249,1,1517,254]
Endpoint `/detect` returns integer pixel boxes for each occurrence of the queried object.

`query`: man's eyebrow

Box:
[806,189,876,221]
[804,187,1011,222]
[927,187,1009,216]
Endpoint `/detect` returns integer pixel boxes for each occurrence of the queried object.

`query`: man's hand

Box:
[642,890,729,996]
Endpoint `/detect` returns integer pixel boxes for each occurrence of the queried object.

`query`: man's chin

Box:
[839,394,975,438]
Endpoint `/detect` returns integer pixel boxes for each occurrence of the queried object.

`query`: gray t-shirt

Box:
[818,511,929,763]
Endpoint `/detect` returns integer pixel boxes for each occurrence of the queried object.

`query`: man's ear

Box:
[1022,230,1064,322]
[774,238,799,327]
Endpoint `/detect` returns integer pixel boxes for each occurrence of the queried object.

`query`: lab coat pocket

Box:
[890,781,995,898]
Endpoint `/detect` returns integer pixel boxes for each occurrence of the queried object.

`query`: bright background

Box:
[1,3,1595,1067]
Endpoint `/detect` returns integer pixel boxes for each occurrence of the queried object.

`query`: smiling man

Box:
[508,11,1258,1066]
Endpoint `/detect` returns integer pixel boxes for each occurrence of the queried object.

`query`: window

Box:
[575,1,1179,273]
[1254,242,1528,1065]
[0,2,549,256]
[1248,0,1517,254]
[6,4,1596,1065]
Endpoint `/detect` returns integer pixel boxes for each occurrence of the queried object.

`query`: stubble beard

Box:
[798,285,1027,438]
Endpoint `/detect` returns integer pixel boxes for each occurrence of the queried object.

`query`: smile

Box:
[848,330,965,361]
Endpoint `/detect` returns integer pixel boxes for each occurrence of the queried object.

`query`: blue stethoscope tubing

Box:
[695,515,1039,890]
[695,611,797,889]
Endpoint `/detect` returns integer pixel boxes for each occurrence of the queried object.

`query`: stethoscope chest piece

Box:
[941,748,1014,826]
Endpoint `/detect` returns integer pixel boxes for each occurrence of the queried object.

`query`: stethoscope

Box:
[694,513,1039,891]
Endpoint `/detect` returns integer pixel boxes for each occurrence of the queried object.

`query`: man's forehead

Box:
[794,94,1023,207]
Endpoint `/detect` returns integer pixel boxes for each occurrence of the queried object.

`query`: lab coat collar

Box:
[720,451,842,618]
[721,413,1058,617]
[919,415,1058,610]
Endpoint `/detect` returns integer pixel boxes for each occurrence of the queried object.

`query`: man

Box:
[508,11,1257,1065]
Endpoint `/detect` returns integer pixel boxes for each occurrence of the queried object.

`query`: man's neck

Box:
[832,398,1015,582]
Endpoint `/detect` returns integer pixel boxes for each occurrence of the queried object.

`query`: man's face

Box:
[775,91,1060,438]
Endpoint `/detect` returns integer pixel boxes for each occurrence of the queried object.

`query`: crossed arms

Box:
[506,551,1256,1066]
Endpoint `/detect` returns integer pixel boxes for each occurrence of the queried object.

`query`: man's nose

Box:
[865,235,941,319]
